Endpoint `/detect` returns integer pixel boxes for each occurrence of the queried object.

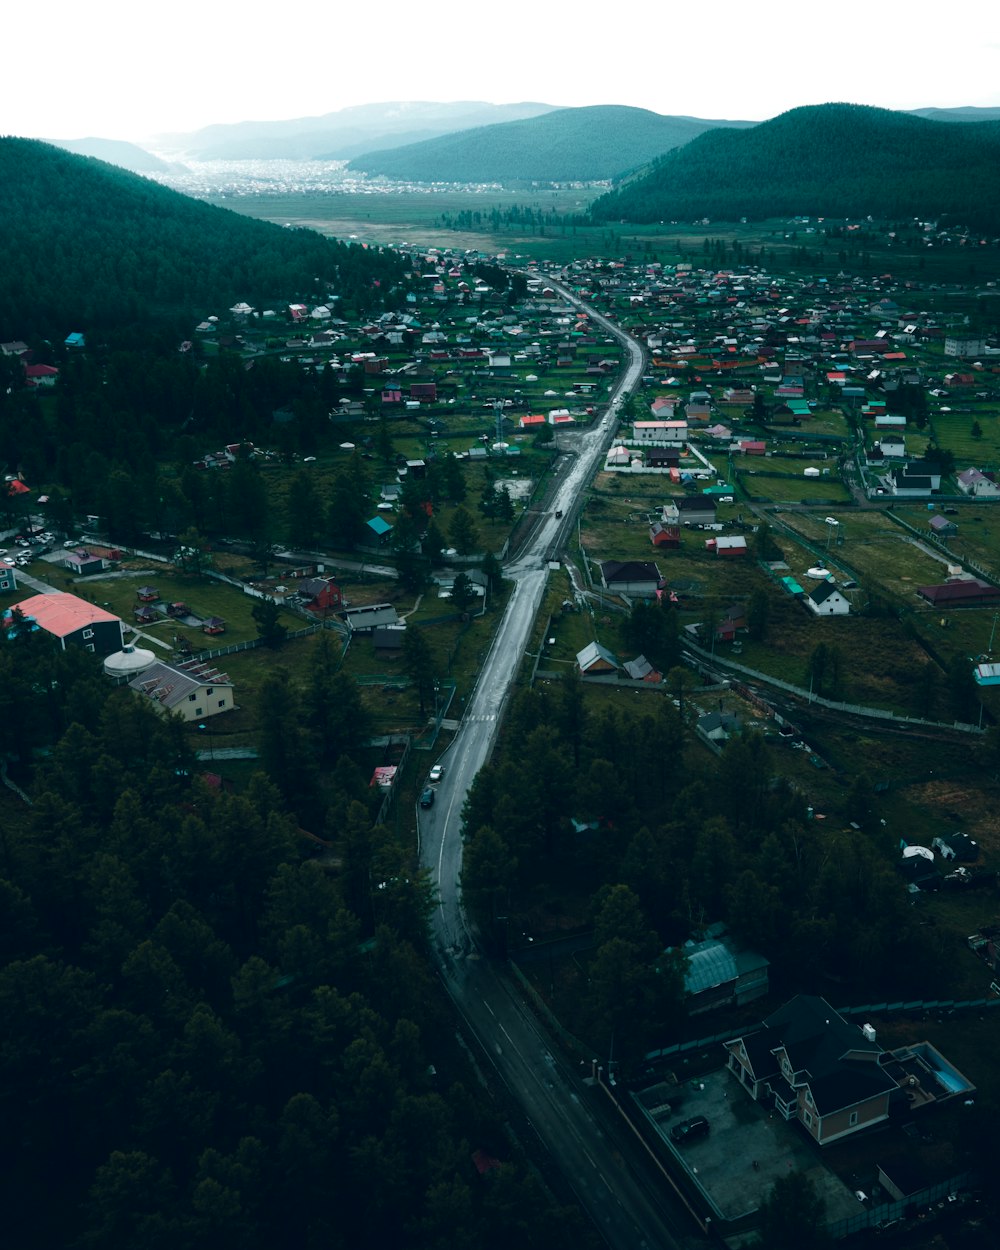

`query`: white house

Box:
[806,582,851,615]
[633,420,687,445]
[957,468,1000,498]
[129,659,234,722]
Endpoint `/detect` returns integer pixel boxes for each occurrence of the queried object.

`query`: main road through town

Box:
[418,288,695,1249]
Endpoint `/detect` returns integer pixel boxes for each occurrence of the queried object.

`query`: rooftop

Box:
[15,592,122,638]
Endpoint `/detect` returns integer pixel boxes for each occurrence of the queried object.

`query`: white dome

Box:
[104,644,157,678]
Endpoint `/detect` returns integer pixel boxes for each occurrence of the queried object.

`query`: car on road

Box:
[670,1116,710,1145]
[429,764,445,784]
[419,787,435,809]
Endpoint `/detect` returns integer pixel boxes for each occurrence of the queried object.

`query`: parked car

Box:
[429,764,445,784]
[670,1116,710,1145]
[419,787,435,809]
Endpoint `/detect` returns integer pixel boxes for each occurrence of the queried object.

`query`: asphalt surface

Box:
[418,294,699,1248]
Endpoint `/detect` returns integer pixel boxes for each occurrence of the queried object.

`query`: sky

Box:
[5,0,1000,143]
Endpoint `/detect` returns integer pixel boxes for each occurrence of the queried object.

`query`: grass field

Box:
[13,563,300,652]
[208,191,1000,284]
[776,510,953,599]
[931,406,1000,466]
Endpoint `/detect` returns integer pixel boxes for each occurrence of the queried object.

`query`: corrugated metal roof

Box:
[684,942,738,994]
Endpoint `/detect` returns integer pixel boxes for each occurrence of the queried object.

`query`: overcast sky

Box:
[6,0,999,143]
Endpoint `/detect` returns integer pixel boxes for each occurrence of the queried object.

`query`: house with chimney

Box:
[724,995,974,1147]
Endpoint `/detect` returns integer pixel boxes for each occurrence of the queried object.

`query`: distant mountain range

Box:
[908,106,1000,123]
[588,103,1000,231]
[153,101,558,161]
[345,106,755,183]
[45,137,185,174]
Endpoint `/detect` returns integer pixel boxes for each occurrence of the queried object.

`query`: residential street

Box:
[418,296,698,1248]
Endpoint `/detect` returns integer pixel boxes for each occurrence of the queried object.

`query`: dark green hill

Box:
[347,105,755,183]
[45,137,176,173]
[590,103,1000,231]
[0,138,409,342]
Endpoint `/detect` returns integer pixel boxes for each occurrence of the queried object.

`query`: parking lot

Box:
[633,1065,863,1227]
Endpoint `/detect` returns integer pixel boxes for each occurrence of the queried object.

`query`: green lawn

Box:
[932,406,1000,465]
[738,453,851,504]
[776,509,952,599]
[14,564,300,652]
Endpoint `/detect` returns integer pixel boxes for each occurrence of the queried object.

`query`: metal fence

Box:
[826,1174,978,1240]
[682,634,984,735]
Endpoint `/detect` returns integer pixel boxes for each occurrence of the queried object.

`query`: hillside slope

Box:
[46,137,177,173]
[0,139,409,341]
[347,105,755,183]
[589,103,1000,230]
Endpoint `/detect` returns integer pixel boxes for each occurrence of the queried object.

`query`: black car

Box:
[419,787,435,809]
[670,1116,709,1145]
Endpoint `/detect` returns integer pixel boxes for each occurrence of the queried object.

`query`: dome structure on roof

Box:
[103,643,157,679]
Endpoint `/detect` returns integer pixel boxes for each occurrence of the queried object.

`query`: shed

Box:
[928,514,956,538]
[675,929,770,1014]
[366,515,394,544]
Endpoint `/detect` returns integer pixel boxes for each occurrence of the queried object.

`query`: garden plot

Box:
[776,510,953,600]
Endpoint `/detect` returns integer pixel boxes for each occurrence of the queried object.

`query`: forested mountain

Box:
[158,101,558,161]
[46,137,178,173]
[589,103,1000,231]
[0,138,411,342]
[347,106,755,183]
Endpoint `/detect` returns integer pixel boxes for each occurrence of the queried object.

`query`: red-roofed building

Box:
[24,363,59,387]
[16,592,124,655]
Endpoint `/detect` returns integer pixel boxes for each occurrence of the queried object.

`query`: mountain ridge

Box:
[154,100,559,161]
[346,105,756,183]
[588,102,1000,230]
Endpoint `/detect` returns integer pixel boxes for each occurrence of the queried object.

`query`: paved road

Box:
[418,296,696,1248]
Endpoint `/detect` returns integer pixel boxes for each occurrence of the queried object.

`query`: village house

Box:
[129,658,234,722]
[724,996,974,1147]
[16,592,124,656]
[696,710,742,745]
[575,641,619,677]
[342,603,400,634]
[599,560,662,597]
[295,577,342,614]
[633,419,687,445]
[622,653,662,682]
[806,582,851,615]
[708,535,748,558]
[956,468,1000,498]
[673,496,717,526]
[917,578,1000,607]
[650,522,680,549]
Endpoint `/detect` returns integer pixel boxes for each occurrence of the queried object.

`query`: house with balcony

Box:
[724,996,974,1147]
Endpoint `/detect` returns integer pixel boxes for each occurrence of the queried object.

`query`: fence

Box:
[826,1174,978,1240]
[885,510,1000,586]
[681,634,984,735]
[372,734,412,826]
[645,994,1000,1064]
